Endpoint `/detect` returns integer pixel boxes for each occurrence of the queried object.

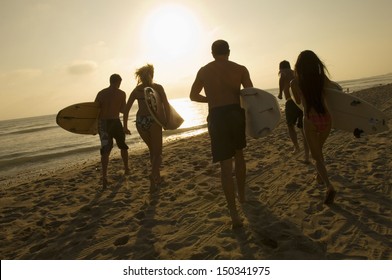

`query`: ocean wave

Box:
[10,125,58,135]
[0,125,58,137]
[0,122,208,175]
[0,146,99,171]
[163,124,207,136]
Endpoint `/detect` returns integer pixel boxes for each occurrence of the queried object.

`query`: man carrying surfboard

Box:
[190,40,253,229]
[95,74,130,189]
[278,60,309,162]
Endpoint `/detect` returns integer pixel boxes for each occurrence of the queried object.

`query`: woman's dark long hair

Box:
[294,50,328,116]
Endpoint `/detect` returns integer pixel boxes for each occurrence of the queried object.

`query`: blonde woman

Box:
[123,64,170,188]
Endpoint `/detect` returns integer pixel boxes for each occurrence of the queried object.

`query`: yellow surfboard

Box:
[56,102,100,135]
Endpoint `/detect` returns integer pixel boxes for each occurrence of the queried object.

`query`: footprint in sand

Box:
[135,210,146,221]
[285,182,300,192]
[185,183,196,190]
[114,235,130,246]
[308,229,324,240]
[190,246,220,259]
[165,235,200,252]
[207,212,222,219]
[29,242,47,253]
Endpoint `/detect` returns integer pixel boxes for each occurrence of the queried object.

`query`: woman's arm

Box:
[290,78,302,105]
[123,90,136,134]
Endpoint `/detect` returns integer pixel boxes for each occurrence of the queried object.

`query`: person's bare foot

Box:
[232,220,244,229]
[99,177,108,192]
[324,189,336,205]
[237,192,246,204]
[231,213,243,229]
[315,174,323,184]
[292,147,300,154]
[304,153,310,163]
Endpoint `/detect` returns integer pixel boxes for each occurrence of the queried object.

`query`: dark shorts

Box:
[207,104,246,163]
[285,99,303,128]
[98,119,128,155]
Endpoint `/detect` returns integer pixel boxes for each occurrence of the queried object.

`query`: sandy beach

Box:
[1,84,391,260]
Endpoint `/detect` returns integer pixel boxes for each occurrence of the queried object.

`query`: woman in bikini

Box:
[290,50,336,204]
[123,64,170,189]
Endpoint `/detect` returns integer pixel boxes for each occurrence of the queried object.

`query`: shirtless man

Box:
[278,60,309,162]
[190,40,253,228]
[95,74,129,189]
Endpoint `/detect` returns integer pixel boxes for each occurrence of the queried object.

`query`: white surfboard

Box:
[325,88,388,137]
[240,88,281,138]
[289,81,303,111]
[289,79,343,110]
[144,87,184,130]
[290,86,388,137]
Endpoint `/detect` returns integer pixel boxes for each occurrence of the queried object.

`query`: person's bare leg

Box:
[304,124,335,204]
[101,152,110,189]
[300,128,310,163]
[137,125,155,187]
[234,150,246,203]
[288,125,300,153]
[121,149,130,175]
[150,124,163,186]
[220,158,243,228]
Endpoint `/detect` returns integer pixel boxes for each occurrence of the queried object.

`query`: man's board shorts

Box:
[207,104,246,163]
[285,99,303,128]
[98,119,128,155]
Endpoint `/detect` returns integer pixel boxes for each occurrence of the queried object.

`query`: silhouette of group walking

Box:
[94,39,337,228]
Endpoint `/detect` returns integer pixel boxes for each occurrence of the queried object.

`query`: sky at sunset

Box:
[1,0,391,120]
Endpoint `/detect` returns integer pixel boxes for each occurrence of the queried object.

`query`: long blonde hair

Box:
[135,64,154,86]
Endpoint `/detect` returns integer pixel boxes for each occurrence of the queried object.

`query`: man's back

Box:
[198,59,252,109]
[279,68,294,100]
[95,87,126,119]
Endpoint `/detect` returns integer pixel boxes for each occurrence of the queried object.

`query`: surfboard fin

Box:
[258,127,271,137]
[353,128,364,138]
[350,100,361,106]
[258,107,274,113]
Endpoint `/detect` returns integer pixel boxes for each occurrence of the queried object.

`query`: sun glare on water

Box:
[170,98,208,129]
[141,4,202,61]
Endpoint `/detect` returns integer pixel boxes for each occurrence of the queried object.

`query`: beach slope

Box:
[1,84,391,259]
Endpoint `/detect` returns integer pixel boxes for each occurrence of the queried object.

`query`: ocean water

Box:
[1,73,391,179]
[0,99,209,179]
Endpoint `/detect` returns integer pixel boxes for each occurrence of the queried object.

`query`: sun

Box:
[141,4,201,61]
